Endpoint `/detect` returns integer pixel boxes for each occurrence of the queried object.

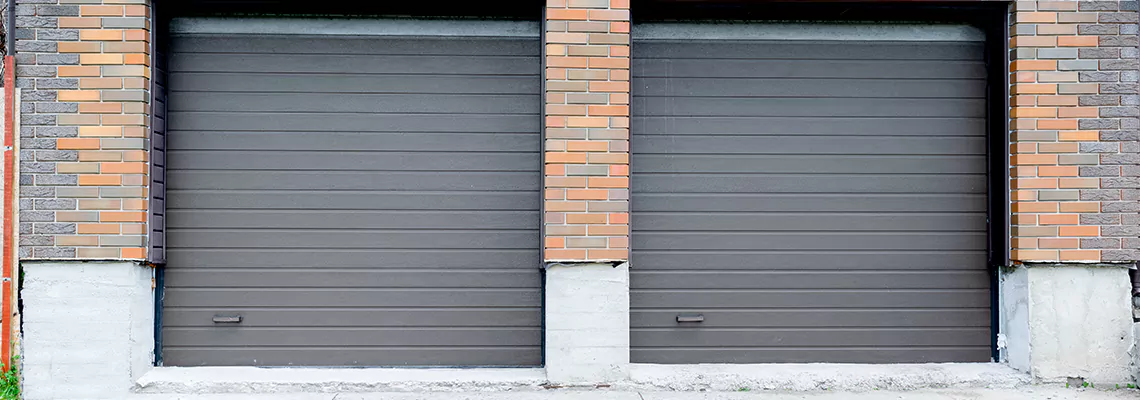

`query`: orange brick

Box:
[1059,226,1099,237]
[546,249,587,260]
[79,174,122,186]
[548,8,589,20]
[100,211,147,223]
[1058,36,1098,47]
[610,164,629,176]
[545,237,565,249]
[546,152,589,164]
[609,213,629,224]
[546,188,565,200]
[80,54,124,65]
[1012,202,1058,213]
[1058,107,1098,118]
[1012,214,1037,225]
[1039,214,1079,225]
[79,29,123,41]
[1039,238,1080,248]
[588,57,630,69]
[611,21,630,33]
[59,66,102,77]
[1038,95,1079,106]
[57,138,101,150]
[1012,249,1059,261]
[588,177,628,188]
[124,5,148,17]
[547,176,588,188]
[100,162,147,174]
[1011,142,1037,154]
[59,42,102,53]
[567,189,609,200]
[610,0,630,8]
[1038,142,1079,153]
[1012,190,1037,201]
[1011,154,1058,165]
[1060,202,1100,213]
[121,223,146,234]
[1059,131,1100,141]
[1060,178,1099,189]
[587,249,627,260]
[589,225,628,236]
[588,9,629,20]
[1016,12,1057,23]
[588,105,629,116]
[546,163,566,176]
[58,90,100,102]
[58,17,101,28]
[1037,119,1078,130]
[79,102,123,114]
[1012,107,1057,118]
[80,78,123,89]
[77,223,121,234]
[588,81,629,92]
[566,213,608,224]
[1060,249,1099,261]
[1011,36,1057,47]
[546,201,587,212]
[567,116,610,128]
[121,248,147,259]
[79,126,122,137]
[1037,166,1078,177]
[79,151,122,162]
[566,141,609,152]
[1011,61,1057,72]
[1012,238,1038,248]
[124,54,148,65]
[124,29,148,41]
[81,5,124,16]
[1012,178,1057,189]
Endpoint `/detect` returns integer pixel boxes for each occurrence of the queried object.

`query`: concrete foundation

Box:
[1000,265,1133,384]
[623,363,1029,392]
[544,262,630,384]
[21,261,155,400]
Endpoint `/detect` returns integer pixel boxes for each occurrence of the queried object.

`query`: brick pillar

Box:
[1009,1,1139,263]
[543,0,631,262]
[16,0,152,260]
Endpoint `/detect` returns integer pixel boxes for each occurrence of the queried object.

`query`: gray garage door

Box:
[630,23,992,364]
[161,18,542,366]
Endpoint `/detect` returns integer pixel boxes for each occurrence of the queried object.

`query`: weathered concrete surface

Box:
[128,387,1140,400]
[624,363,1029,392]
[22,261,155,400]
[136,368,547,394]
[1027,267,1133,383]
[1000,266,1031,372]
[544,262,630,384]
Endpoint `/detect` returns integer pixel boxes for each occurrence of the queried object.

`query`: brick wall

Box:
[543,0,631,261]
[15,0,151,260]
[1010,0,1140,263]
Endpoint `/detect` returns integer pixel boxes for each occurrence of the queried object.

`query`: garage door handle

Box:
[212,315,242,324]
[676,314,704,323]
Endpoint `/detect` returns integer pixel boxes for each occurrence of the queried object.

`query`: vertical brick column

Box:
[544,0,631,262]
[1010,1,1139,263]
[16,0,151,260]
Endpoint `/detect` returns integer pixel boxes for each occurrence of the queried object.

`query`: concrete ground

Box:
[129,387,1140,400]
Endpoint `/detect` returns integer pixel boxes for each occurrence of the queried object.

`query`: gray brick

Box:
[35,54,79,65]
[101,90,146,102]
[1014,24,1036,35]
[565,165,609,176]
[1101,106,1140,117]
[21,114,55,126]
[21,127,36,139]
[16,77,36,88]
[19,248,32,260]
[1081,238,1121,249]
[1101,130,1140,141]
[1123,71,1139,82]
[33,223,75,235]
[1125,238,1140,250]
[36,29,79,41]
[1082,142,1121,153]
[56,187,100,198]
[34,174,76,186]
[1079,118,1120,130]
[1104,201,1140,212]
[1060,154,1101,165]
[1100,59,1140,70]
[1124,165,1140,176]
[1039,190,1080,201]
[100,235,144,247]
[35,150,76,162]
[1081,213,1121,225]
[16,66,55,77]
[13,28,35,41]
[1100,83,1139,94]
[1059,60,1100,71]
[1079,47,1122,59]
[35,126,77,137]
[22,139,55,150]
[15,54,36,65]
[35,5,78,16]
[1079,24,1120,34]
[101,17,146,29]
[16,40,57,53]
[19,223,32,235]
[1100,12,1138,23]
[21,90,55,102]
[35,103,78,114]
[19,211,54,223]
[20,175,34,186]
[1125,214,1140,225]
[1103,153,1140,164]
[1079,71,1120,82]
[1122,142,1140,152]
[1102,226,1140,237]
[16,16,56,28]
[20,103,35,114]
[32,247,75,259]
[1103,177,1140,188]
[1081,189,1121,201]
[20,162,54,174]
[1014,48,1036,60]
[34,78,77,89]
[1080,1,1119,10]
[1123,24,1139,34]
[1038,48,1078,59]
[1080,166,1121,177]
[19,199,33,211]
[1079,95,1120,106]
[20,187,54,198]
[1099,35,1140,47]
[19,235,52,247]
[34,199,75,210]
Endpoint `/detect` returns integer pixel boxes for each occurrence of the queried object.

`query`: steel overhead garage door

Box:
[630,23,992,364]
[161,18,542,367]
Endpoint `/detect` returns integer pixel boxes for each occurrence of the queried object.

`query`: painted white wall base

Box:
[1000,265,1133,384]
[21,261,155,400]
[544,262,630,384]
[624,363,1029,391]
[135,367,547,393]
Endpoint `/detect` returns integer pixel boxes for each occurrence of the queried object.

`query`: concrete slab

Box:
[136,367,548,394]
[624,363,1030,392]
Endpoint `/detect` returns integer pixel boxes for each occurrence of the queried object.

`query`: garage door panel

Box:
[167,171,539,191]
[633,59,985,79]
[631,25,991,364]
[631,348,992,364]
[634,98,984,118]
[631,310,991,328]
[633,117,985,136]
[632,329,991,347]
[168,151,538,172]
[166,192,538,211]
[172,36,539,56]
[634,78,984,98]
[169,114,538,133]
[633,271,990,290]
[167,210,538,230]
[171,53,538,75]
[632,41,984,61]
[633,194,986,213]
[163,328,541,347]
[635,213,985,232]
[162,348,542,367]
[632,252,988,271]
[632,155,987,174]
[167,249,539,269]
[165,289,540,308]
[163,23,541,366]
[632,290,990,309]
[166,269,540,289]
[631,136,986,155]
[172,73,540,95]
[633,176,987,194]
[171,93,539,115]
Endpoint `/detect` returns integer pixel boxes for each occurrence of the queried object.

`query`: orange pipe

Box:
[2,55,15,371]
